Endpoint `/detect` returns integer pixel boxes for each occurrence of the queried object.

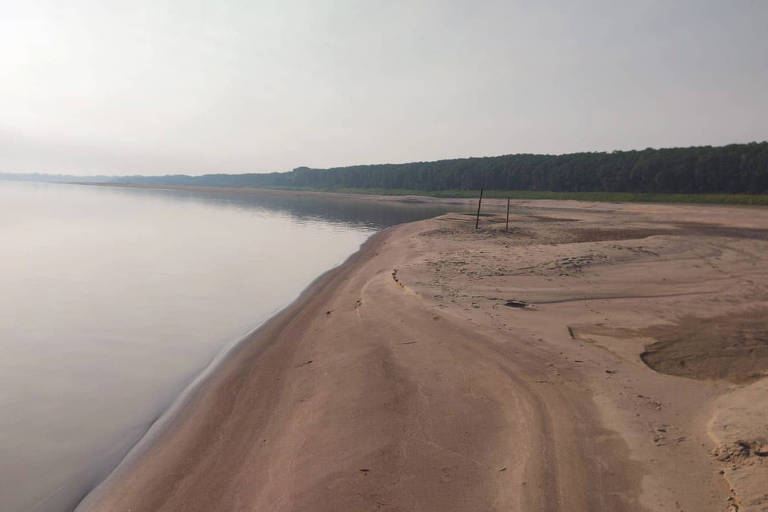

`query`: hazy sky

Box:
[1,0,767,175]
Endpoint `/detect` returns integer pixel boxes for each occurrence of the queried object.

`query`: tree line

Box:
[113,142,768,194]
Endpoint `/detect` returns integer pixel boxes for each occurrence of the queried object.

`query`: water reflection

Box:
[98,185,449,231]
[0,181,447,512]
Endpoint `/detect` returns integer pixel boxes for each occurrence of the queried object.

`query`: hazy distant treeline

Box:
[110,142,768,194]
[5,142,766,195]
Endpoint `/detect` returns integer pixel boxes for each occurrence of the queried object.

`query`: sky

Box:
[1,0,767,175]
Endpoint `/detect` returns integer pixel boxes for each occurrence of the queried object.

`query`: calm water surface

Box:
[0,181,447,512]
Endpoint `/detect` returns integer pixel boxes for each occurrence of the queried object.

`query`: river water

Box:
[0,181,446,512]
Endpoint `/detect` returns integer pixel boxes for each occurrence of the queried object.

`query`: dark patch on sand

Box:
[526,215,578,223]
[419,225,535,240]
[567,227,671,243]
[641,310,768,383]
[671,222,768,241]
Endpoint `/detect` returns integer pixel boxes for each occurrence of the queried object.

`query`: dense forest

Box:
[108,142,768,195]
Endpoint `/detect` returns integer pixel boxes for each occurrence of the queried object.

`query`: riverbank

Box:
[78,200,768,511]
[76,182,768,206]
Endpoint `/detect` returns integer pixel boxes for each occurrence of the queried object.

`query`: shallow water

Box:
[0,181,447,512]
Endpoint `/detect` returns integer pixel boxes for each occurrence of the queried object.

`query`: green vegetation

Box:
[109,141,768,202]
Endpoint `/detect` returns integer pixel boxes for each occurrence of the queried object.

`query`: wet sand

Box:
[78,198,768,512]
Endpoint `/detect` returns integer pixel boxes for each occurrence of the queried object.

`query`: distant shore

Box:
[74,181,480,207]
[78,199,768,511]
[75,181,768,206]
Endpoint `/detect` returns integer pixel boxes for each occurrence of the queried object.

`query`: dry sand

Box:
[78,198,768,512]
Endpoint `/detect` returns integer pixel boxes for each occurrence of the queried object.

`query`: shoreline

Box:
[78,201,768,511]
[70,182,477,208]
[75,226,393,511]
[68,181,768,207]
[73,182,768,214]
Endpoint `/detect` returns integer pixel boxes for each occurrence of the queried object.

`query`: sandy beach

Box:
[77,198,768,512]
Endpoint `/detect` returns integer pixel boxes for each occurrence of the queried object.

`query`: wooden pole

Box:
[505,197,510,232]
[475,188,484,229]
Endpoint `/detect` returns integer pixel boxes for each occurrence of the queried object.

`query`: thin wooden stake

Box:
[475,188,484,229]
[505,197,510,232]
